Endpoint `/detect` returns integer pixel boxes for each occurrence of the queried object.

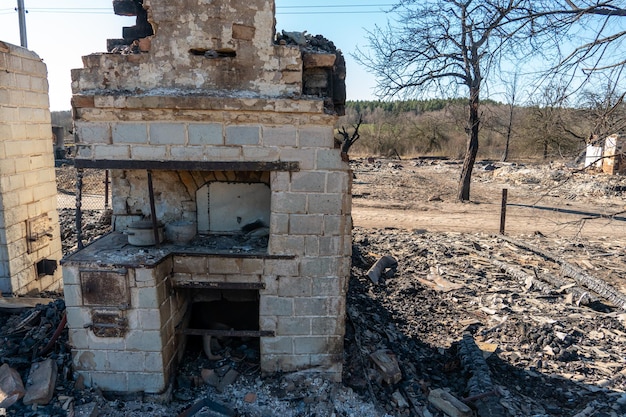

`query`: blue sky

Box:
[0,0,393,110]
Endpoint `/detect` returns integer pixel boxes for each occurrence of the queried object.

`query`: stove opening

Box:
[197,182,270,234]
[186,290,260,362]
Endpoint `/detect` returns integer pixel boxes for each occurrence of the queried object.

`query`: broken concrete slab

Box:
[369,349,402,385]
[23,358,58,405]
[0,363,25,408]
[427,388,472,417]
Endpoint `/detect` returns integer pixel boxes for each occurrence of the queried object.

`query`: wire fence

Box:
[56,164,111,211]
[56,163,113,252]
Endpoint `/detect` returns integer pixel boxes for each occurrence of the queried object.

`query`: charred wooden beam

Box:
[74,159,300,172]
[458,332,507,417]
[491,259,596,305]
[561,262,626,310]
[112,0,139,16]
[122,25,153,42]
[499,235,626,310]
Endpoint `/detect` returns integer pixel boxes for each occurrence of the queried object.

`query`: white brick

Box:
[188,123,223,145]
[112,123,148,144]
[131,145,168,159]
[271,192,306,214]
[263,126,297,147]
[299,126,333,148]
[290,214,324,235]
[307,193,343,214]
[278,149,315,170]
[149,123,185,145]
[76,122,110,144]
[107,351,146,372]
[278,277,312,297]
[294,336,329,354]
[93,144,130,159]
[225,125,260,145]
[291,172,326,193]
[125,330,163,351]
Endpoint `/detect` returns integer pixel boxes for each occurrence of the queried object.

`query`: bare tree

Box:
[356,0,626,201]
[579,74,626,140]
[500,71,520,162]
[538,1,626,75]
[524,84,580,159]
[356,0,539,201]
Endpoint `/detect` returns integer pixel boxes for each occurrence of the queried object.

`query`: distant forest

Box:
[51,95,625,161]
[340,97,625,161]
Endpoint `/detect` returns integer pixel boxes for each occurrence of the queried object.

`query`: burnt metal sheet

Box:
[80,270,130,307]
[208,182,270,232]
[180,328,274,337]
[74,159,300,172]
[172,281,265,290]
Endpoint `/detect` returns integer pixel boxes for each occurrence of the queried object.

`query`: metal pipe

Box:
[104,170,110,208]
[76,168,84,250]
[147,170,160,248]
[16,0,27,48]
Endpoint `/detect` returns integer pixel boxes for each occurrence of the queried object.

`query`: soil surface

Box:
[351,158,626,238]
[1,159,625,417]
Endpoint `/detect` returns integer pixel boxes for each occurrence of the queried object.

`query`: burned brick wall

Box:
[64,0,351,394]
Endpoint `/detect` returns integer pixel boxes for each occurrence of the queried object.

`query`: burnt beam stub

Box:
[112,0,139,16]
[112,0,153,44]
[189,48,237,59]
[332,52,347,116]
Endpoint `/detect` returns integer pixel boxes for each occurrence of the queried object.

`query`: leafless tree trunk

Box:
[459,88,480,201]
[501,71,519,162]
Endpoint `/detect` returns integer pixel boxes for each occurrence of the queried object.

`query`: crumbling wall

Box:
[0,41,63,295]
[72,0,302,97]
[72,0,345,115]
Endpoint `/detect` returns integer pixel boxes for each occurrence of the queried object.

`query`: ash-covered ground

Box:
[2,159,625,416]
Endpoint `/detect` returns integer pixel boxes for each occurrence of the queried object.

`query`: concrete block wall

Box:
[64,258,182,393]
[67,101,351,388]
[67,0,351,389]
[0,41,62,295]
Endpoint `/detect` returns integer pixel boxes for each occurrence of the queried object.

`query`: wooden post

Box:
[499,188,508,235]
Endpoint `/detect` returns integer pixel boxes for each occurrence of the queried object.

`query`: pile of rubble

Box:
[346,227,626,416]
[3,225,625,416]
[3,159,626,416]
